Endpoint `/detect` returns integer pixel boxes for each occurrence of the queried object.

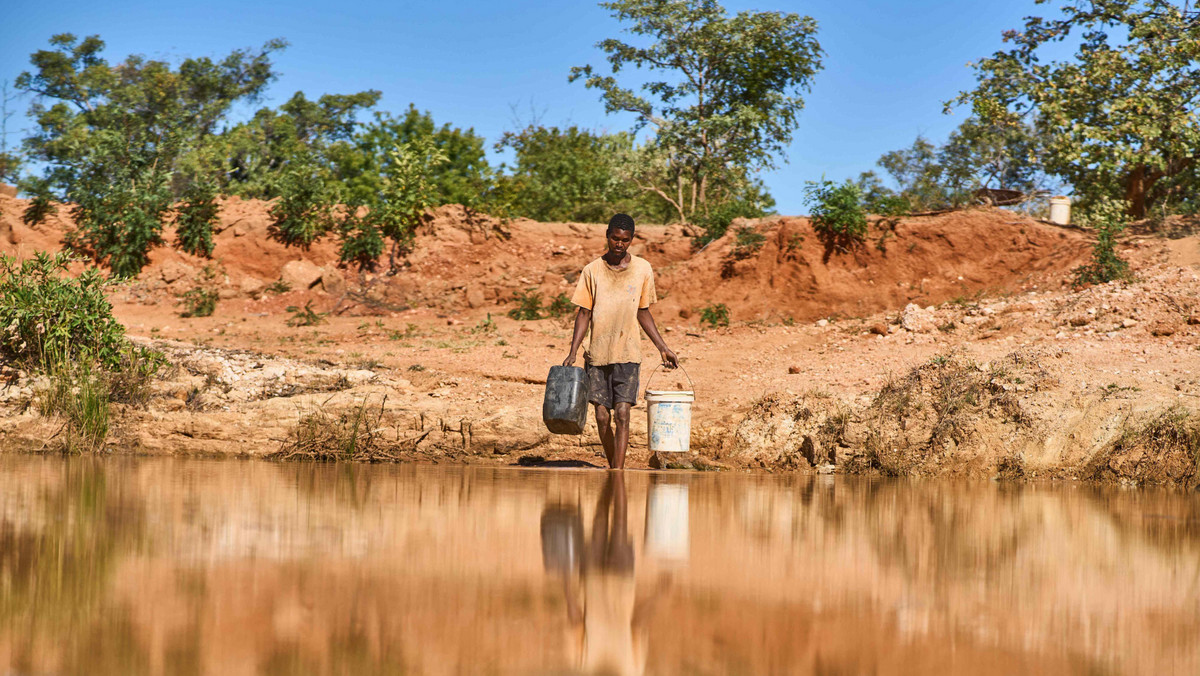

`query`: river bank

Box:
[0,193,1197,484]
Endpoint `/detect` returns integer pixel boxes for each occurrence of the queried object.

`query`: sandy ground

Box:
[0,194,1197,481]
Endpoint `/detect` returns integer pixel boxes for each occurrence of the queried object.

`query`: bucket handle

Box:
[643,362,695,397]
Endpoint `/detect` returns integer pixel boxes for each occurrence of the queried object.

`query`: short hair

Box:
[607,213,635,235]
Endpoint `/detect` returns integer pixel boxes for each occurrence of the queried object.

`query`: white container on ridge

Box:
[1049,196,1071,225]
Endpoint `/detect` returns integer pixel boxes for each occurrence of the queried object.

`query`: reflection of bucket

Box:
[1049,196,1071,225]
[646,390,694,453]
[645,484,689,561]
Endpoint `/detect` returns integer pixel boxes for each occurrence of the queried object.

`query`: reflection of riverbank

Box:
[0,457,1197,675]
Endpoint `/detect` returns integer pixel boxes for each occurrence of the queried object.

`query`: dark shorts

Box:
[585,362,640,409]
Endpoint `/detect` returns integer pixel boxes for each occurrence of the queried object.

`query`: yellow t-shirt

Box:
[571,255,657,366]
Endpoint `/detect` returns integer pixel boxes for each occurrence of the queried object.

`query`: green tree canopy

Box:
[948,0,1200,217]
[337,104,491,207]
[15,33,286,275]
[569,0,822,222]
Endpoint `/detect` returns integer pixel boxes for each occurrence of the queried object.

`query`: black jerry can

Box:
[543,366,588,434]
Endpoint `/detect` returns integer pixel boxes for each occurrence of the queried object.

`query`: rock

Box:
[160,260,196,285]
[240,277,265,296]
[678,308,692,319]
[901,303,935,332]
[281,260,323,290]
[816,319,829,327]
[868,322,888,336]
[465,285,486,309]
[1188,315,1200,326]
[218,287,238,300]
[319,265,346,296]
[1150,321,1176,337]
[788,366,801,374]
[1121,318,1138,328]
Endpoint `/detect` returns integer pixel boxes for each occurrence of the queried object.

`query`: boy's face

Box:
[605,228,633,257]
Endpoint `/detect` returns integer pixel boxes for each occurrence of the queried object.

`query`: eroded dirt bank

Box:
[0,193,1197,484]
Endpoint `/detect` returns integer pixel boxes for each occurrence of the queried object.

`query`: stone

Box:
[240,277,266,296]
[1150,321,1176,337]
[788,366,801,374]
[900,303,935,332]
[319,265,346,296]
[280,260,323,290]
[465,285,486,309]
[160,260,196,285]
[868,322,888,336]
[1121,318,1138,329]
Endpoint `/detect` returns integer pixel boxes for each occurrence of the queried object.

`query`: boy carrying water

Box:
[563,213,678,470]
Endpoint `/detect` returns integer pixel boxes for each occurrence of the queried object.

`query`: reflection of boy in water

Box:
[560,473,669,676]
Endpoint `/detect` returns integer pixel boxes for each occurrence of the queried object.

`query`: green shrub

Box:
[507,289,544,320]
[804,179,868,248]
[1073,197,1132,287]
[178,264,221,318]
[547,293,575,318]
[174,181,219,258]
[37,357,110,453]
[179,287,218,318]
[67,181,172,278]
[269,159,337,249]
[699,303,730,328]
[286,300,326,327]
[0,252,129,368]
[692,198,769,248]
[731,226,767,259]
[337,212,385,271]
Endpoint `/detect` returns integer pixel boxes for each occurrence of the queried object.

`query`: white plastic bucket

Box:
[646,389,694,453]
[1049,196,1071,225]
[644,483,689,561]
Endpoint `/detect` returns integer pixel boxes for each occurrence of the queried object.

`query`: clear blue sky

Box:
[1,0,1053,216]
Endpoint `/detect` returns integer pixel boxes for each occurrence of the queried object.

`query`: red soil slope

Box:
[0,194,1091,323]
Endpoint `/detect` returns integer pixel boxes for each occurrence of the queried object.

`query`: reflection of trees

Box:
[0,458,146,666]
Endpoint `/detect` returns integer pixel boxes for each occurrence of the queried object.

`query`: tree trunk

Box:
[1123,165,1163,219]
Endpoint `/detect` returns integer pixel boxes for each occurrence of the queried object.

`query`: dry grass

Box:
[857,351,1044,475]
[268,396,430,462]
[1085,406,1200,487]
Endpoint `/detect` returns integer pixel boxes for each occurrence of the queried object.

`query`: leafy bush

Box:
[337,212,385,271]
[67,177,173,278]
[507,289,544,320]
[699,303,730,328]
[805,179,868,247]
[731,226,766,259]
[269,158,337,249]
[174,181,219,258]
[1073,197,1132,287]
[0,252,130,368]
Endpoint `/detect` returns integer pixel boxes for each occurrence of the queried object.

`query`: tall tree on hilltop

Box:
[570,0,822,223]
[948,0,1200,218]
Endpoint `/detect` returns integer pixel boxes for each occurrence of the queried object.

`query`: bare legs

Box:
[594,401,632,469]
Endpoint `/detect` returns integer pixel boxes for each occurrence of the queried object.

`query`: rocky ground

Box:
[0,193,1197,483]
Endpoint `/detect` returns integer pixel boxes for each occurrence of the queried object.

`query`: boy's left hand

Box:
[660,348,679,368]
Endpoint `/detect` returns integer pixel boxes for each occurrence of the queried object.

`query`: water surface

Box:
[0,456,1197,675]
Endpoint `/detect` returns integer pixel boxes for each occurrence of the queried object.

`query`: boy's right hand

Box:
[562,353,577,367]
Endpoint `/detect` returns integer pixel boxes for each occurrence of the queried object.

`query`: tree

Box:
[495,124,644,222]
[337,105,491,208]
[16,34,285,275]
[948,0,1200,218]
[213,89,380,198]
[570,0,823,222]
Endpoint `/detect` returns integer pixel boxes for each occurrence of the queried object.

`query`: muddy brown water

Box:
[0,456,1197,675]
